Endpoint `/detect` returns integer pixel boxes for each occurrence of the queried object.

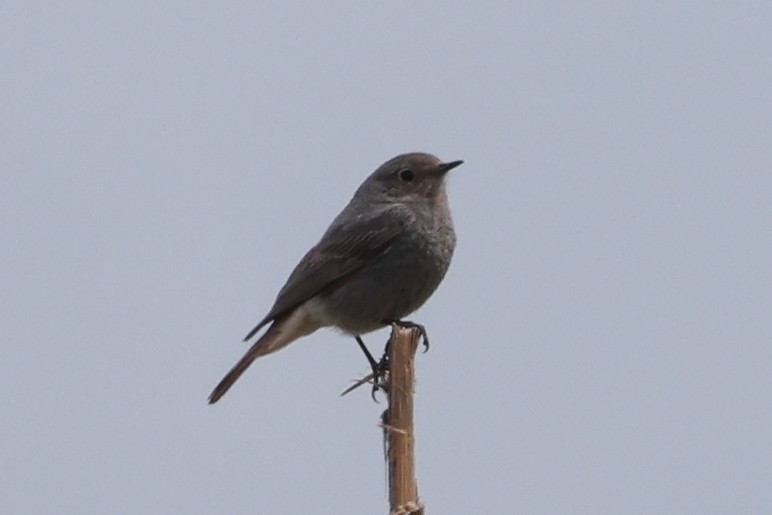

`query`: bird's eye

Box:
[399,169,414,182]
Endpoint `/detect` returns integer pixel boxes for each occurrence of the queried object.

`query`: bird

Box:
[208,152,462,403]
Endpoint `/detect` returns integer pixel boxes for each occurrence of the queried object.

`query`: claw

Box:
[340,364,389,399]
[384,319,430,352]
[344,335,389,400]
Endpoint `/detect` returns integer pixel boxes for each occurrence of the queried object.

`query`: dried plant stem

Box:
[383,324,424,515]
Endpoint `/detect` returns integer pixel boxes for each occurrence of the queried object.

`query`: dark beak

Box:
[438,160,464,175]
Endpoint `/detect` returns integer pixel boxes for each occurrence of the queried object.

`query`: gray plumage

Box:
[209,152,461,403]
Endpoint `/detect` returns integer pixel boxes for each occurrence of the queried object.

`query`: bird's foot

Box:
[340,359,389,399]
[384,319,430,353]
[342,321,427,400]
[342,336,390,400]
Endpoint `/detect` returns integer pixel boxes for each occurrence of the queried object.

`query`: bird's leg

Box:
[355,335,379,372]
[344,322,425,399]
[383,319,430,353]
[354,335,389,399]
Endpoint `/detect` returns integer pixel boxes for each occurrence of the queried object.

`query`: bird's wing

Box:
[243,214,406,341]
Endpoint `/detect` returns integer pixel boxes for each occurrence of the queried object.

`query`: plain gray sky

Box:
[3,2,772,514]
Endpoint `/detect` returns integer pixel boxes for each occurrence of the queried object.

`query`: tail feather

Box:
[208,344,262,404]
[209,310,317,404]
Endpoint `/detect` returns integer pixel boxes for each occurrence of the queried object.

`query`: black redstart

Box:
[208,152,462,403]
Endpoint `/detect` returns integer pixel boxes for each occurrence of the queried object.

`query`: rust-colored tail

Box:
[208,318,295,404]
[208,342,264,404]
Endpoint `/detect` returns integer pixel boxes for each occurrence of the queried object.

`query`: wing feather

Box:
[243,216,404,341]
